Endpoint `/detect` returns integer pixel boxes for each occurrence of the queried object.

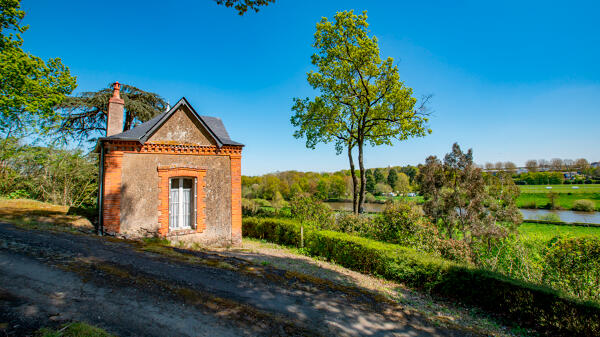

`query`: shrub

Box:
[537,213,561,222]
[364,192,376,203]
[521,200,537,209]
[543,237,600,302]
[331,212,372,234]
[573,199,595,212]
[371,201,423,244]
[243,217,600,335]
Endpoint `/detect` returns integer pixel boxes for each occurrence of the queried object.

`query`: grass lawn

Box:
[518,222,600,242]
[519,184,600,193]
[516,193,600,210]
[0,198,94,232]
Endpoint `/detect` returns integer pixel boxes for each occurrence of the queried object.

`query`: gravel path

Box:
[0,223,472,337]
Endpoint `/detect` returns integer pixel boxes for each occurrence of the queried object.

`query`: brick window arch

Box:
[157,166,206,236]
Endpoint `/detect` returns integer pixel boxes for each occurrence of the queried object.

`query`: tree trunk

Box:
[123,111,133,131]
[347,145,358,214]
[357,139,366,213]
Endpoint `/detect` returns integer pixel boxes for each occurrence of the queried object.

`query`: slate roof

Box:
[99,97,243,147]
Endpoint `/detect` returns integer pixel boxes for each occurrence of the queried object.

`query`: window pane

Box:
[170,180,179,229]
[182,178,193,189]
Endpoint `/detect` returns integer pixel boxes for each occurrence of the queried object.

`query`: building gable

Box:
[101,97,243,148]
[147,105,217,146]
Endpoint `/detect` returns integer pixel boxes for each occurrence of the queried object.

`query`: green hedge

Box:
[243,217,600,336]
[525,219,600,227]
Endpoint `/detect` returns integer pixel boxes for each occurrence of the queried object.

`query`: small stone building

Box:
[98,83,243,246]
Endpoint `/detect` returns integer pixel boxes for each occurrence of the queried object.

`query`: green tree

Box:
[366,172,376,194]
[214,0,275,15]
[418,143,522,247]
[56,83,166,144]
[291,10,430,214]
[1,0,76,145]
[290,195,333,247]
[328,175,346,200]
[373,168,385,184]
[396,172,410,194]
[315,178,329,200]
[387,168,398,189]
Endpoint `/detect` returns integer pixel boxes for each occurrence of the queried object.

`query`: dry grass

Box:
[0,198,94,233]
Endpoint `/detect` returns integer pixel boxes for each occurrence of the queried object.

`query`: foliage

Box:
[56,83,166,144]
[543,237,600,302]
[36,322,114,337]
[1,142,97,207]
[373,182,391,196]
[370,200,423,244]
[419,143,522,246]
[517,171,565,185]
[395,172,411,194]
[572,199,595,212]
[214,0,275,15]
[243,217,600,336]
[291,10,430,213]
[0,0,77,141]
[537,213,561,222]
[329,212,372,234]
[386,168,397,189]
[289,194,333,229]
[517,191,600,211]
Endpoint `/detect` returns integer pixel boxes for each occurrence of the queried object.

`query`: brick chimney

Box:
[106,81,125,136]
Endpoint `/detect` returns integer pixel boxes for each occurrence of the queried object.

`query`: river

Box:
[325,201,600,224]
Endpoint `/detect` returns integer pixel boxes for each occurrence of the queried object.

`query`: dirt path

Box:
[0,223,472,337]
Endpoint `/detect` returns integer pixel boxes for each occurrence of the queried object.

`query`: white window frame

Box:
[169,177,196,230]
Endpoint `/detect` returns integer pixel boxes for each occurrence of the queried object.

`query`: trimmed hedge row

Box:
[525,219,600,227]
[243,217,600,336]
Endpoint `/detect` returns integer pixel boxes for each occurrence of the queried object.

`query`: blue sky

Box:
[21,0,600,175]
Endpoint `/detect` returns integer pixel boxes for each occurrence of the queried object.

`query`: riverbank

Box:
[516,192,600,211]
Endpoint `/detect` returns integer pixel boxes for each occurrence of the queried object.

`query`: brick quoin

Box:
[102,151,123,234]
[230,155,242,245]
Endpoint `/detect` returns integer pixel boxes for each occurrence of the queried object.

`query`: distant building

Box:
[591,162,600,168]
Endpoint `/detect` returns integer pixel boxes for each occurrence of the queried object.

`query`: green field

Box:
[516,184,600,211]
[518,222,600,241]
[519,184,600,193]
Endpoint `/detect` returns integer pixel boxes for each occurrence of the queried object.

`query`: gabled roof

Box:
[99,97,243,147]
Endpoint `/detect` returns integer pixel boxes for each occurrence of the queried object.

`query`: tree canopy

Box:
[56,83,167,144]
[0,0,77,140]
[214,0,275,15]
[291,10,430,213]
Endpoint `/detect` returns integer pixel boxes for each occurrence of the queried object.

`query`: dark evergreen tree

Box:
[366,173,376,194]
[374,168,385,183]
[56,83,167,144]
[387,168,398,189]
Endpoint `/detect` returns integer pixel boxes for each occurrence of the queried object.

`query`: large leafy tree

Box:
[56,83,167,144]
[291,10,431,213]
[0,0,77,140]
[1,0,76,189]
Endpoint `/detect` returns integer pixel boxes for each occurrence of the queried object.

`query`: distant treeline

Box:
[242,166,420,201]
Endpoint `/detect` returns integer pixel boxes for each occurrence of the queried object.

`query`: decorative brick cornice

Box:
[104,140,242,156]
